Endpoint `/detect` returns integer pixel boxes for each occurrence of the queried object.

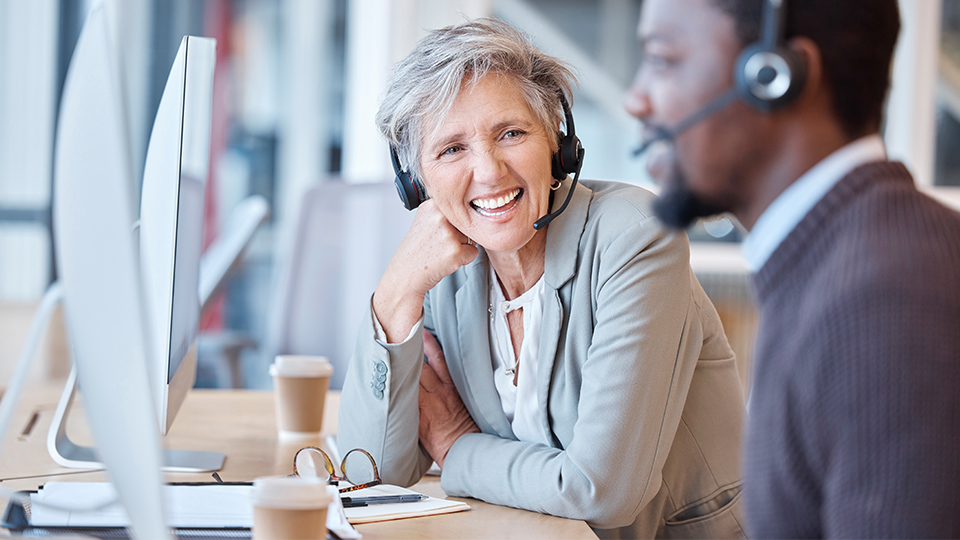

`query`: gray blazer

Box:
[339,180,746,538]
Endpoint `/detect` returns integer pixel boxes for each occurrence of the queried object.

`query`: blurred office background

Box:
[1,0,958,393]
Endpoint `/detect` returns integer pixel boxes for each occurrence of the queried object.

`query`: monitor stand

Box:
[48,364,226,473]
[11,282,225,473]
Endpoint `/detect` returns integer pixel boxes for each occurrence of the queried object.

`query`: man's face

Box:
[626,0,767,228]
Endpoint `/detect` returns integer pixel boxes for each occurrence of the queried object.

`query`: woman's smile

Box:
[471,188,523,216]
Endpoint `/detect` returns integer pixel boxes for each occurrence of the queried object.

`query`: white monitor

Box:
[140,35,215,438]
[50,4,169,538]
[46,33,224,474]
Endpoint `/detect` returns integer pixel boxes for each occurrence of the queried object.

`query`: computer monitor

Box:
[140,35,215,438]
[47,33,224,473]
[49,4,170,538]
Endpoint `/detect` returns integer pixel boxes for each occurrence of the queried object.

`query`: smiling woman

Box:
[338,18,747,539]
[419,74,555,257]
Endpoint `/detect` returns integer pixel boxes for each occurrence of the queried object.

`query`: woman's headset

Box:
[390,92,582,212]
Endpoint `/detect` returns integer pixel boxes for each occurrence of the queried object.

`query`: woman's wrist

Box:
[372,280,425,344]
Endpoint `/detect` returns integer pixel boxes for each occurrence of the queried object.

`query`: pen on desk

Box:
[340,494,428,507]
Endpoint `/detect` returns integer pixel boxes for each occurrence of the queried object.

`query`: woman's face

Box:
[419,74,555,255]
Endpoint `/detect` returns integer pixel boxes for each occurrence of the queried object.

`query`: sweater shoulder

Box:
[756,162,960,299]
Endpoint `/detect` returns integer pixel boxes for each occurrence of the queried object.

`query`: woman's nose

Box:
[473,146,507,184]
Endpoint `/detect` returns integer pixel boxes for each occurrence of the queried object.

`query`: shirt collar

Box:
[741,134,887,272]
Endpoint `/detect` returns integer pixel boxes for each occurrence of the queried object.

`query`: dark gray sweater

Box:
[743,162,960,538]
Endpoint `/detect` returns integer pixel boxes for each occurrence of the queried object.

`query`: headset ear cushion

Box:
[552,133,581,180]
[551,152,566,181]
[394,171,424,210]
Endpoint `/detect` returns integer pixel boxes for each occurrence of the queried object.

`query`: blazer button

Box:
[376,372,386,383]
[374,381,385,391]
[373,389,384,399]
[375,362,387,374]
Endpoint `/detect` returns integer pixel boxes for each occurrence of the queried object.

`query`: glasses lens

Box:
[342,449,377,485]
[294,448,331,481]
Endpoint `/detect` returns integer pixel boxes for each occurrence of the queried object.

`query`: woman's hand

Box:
[419,330,480,468]
[373,200,477,343]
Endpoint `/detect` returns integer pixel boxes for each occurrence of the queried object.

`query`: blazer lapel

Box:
[454,252,515,438]
[536,180,592,442]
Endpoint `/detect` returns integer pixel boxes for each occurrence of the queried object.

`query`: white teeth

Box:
[472,188,520,210]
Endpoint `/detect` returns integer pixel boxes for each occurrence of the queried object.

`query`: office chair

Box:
[265,181,413,390]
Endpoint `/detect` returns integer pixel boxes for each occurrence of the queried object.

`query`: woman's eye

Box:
[440,145,461,156]
[503,129,525,139]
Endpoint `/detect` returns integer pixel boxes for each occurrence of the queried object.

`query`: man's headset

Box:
[390,92,585,230]
[633,0,806,157]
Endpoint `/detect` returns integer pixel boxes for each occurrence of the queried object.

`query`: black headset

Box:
[391,145,425,211]
[391,92,583,213]
[735,0,806,112]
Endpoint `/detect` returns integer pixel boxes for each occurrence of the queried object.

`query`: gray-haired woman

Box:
[339,18,746,539]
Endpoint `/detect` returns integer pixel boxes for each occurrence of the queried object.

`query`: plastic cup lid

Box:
[269,355,334,377]
[252,477,335,509]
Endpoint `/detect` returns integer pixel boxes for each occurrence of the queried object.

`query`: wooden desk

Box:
[0,383,597,539]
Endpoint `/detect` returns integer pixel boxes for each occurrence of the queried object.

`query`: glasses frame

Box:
[293,446,381,493]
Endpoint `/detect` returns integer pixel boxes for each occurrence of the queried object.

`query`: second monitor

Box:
[140,34,215,439]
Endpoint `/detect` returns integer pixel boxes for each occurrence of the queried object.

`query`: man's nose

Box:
[624,72,652,119]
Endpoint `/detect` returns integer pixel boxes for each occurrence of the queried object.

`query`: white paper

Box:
[341,484,470,524]
[30,483,251,527]
[28,481,361,538]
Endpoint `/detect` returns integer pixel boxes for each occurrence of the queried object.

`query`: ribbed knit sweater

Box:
[743,162,960,538]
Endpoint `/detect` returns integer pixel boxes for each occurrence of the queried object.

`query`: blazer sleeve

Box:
[440,214,708,529]
[337,299,434,487]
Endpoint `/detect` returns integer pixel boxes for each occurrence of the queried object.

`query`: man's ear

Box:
[787,37,825,105]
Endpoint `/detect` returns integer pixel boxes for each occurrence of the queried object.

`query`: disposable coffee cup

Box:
[252,477,334,540]
[269,355,334,441]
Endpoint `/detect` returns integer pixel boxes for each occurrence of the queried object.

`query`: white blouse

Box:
[488,262,547,446]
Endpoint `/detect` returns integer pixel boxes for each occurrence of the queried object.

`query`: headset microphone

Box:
[533,145,585,230]
[533,93,584,230]
[632,88,740,158]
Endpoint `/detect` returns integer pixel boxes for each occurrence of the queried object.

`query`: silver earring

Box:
[550,178,562,191]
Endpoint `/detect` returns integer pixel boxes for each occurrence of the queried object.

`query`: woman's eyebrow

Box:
[490,118,533,132]
[428,132,466,152]
[426,117,533,153]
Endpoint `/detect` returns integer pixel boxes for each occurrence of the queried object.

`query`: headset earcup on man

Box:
[734,42,807,112]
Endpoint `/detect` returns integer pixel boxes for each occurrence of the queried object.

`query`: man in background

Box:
[626,0,960,537]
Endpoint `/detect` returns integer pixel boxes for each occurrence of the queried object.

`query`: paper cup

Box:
[252,477,334,540]
[269,355,333,440]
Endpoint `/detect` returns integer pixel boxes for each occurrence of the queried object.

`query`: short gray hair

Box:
[376,17,577,182]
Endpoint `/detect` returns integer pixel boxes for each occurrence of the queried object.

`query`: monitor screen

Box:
[167,172,204,382]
